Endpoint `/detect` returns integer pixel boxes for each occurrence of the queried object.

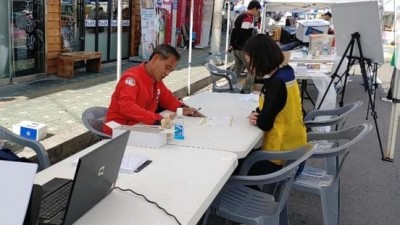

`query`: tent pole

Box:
[224,0,230,70]
[116,0,122,81]
[385,61,400,160]
[187,0,194,95]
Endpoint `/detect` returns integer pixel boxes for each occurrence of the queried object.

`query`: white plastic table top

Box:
[168,92,264,158]
[35,141,238,225]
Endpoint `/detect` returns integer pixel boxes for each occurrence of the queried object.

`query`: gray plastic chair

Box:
[204,63,242,93]
[81,106,112,139]
[293,123,372,225]
[304,101,363,131]
[202,144,317,225]
[0,126,50,171]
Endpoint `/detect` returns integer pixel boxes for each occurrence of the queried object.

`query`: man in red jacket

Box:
[103,44,202,136]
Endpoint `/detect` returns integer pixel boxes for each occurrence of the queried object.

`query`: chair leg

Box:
[279,203,289,225]
[320,182,340,225]
[202,208,211,225]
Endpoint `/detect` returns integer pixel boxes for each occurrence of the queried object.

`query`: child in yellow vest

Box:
[244,34,307,175]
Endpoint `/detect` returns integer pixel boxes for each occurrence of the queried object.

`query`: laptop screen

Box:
[0,161,37,225]
[63,131,129,225]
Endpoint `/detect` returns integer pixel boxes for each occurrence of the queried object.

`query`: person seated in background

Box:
[103,44,203,136]
[244,34,307,175]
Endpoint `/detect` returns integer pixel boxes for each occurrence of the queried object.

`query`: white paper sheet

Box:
[200,116,235,127]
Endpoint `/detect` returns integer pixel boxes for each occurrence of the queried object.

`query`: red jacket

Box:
[103,63,182,136]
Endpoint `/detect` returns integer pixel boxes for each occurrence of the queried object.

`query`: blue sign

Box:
[20,127,38,140]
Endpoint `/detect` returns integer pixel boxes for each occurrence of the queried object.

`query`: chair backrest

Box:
[204,63,239,93]
[81,106,111,139]
[227,144,317,212]
[304,101,363,130]
[0,126,50,171]
[307,123,372,178]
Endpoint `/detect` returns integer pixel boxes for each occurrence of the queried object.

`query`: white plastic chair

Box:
[293,123,372,225]
[304,101,363,132]
[202,144,317,225]
[204,63,242,93]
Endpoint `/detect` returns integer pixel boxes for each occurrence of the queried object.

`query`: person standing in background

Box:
[229,0,261,94]
[322,11,334,34]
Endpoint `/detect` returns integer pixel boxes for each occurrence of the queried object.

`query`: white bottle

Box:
[174,108,185,140]
[301,46,308,58]
[322,43,328,56]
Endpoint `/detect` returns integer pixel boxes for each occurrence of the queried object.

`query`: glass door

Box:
[0,1,10,81]
[84,0,130,61]
[61,0,84,52]
[11,0,45,77]
[109,0,130,60]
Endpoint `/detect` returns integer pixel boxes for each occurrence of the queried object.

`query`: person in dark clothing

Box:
[242,34,307,177]
[229,0,261,93]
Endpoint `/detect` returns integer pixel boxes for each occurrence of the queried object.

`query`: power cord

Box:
[113,187,182,225]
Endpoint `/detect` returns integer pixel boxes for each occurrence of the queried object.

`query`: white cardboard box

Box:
[296,19,330,43]
[106,121,168,149]
[12,120,47,141]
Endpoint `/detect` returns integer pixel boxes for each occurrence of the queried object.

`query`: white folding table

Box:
[168,92,264,158]
[35,141,238,225]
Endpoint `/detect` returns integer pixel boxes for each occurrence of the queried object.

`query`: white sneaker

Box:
[381,97,393,103]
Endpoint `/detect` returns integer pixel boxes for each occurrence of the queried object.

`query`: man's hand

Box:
[182,107,205,117]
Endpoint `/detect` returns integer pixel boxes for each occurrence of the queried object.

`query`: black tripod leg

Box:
[338,41,356,107]
[355,35,385,160]
[317,37,355,109]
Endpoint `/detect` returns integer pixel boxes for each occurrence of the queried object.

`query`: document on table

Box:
[72,154,149,174]
[238,93,259,102]
[200,116,235,127]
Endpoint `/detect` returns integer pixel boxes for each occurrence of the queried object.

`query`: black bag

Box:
[0,148,32,163]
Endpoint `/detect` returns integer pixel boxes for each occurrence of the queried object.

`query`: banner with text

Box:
[140,0,157,59]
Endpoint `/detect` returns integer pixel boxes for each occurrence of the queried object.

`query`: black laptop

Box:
[37,131,130,225]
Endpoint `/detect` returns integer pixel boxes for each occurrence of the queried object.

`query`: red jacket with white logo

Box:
[103,63,182,136]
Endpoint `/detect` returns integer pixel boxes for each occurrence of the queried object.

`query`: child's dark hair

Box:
[243,34,284,77]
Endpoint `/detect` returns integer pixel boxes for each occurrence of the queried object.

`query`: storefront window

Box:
[11,0,45,77]
[84,0,130,61]
[61,0,81,51]
[0,3,10,80]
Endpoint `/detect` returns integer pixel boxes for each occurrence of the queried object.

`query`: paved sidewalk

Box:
[0,47,228,162]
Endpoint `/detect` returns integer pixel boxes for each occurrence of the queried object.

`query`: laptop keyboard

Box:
[39,181,73,220]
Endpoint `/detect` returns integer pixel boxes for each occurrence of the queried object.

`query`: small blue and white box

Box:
[12,121,47,141]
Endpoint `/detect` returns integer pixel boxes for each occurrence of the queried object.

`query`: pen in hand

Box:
[193,107,205,117]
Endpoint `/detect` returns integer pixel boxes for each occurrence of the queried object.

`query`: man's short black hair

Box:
[149,44,181,61]
[247,0,261,10]
[324,12,332,18]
